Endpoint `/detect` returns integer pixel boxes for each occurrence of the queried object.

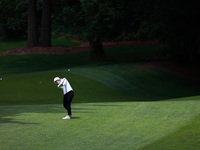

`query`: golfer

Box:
[54,77,74,119]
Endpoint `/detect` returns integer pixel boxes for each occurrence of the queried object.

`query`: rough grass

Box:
[0,39,26,52]
[0,38,79,52]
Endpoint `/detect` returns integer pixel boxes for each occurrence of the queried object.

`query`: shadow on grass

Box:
[0,117,39,125]
[71,117,81,119]
[0,103,118,124]
[0,105,62,124]
[1,96,200,125]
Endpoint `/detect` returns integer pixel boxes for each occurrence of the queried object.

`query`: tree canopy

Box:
[0,0,199,63]
[0,0,27,38]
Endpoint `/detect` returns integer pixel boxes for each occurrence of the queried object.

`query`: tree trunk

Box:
[40,0,51,47]
[27,0,38,47]
[89,40,106,59]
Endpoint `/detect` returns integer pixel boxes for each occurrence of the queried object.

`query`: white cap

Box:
[54,77,60,83]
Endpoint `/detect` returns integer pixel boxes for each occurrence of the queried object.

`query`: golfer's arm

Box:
[58,78,66,87]
[57,81,63,87]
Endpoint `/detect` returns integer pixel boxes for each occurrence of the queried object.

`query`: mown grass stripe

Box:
[70,67,148,96]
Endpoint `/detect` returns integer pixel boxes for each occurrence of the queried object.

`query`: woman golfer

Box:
[54,77,74,119]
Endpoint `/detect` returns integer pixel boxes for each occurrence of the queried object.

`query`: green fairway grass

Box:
[141,113,200,150]
[1,43,200,149]
[0,99,200,150]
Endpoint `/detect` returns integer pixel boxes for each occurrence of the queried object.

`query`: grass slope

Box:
[141,113,200,150]
[0,70,132,105]
[1,42,200,149]
[1,64,200,150]
[1,64,199,105]
[0,44,164,75]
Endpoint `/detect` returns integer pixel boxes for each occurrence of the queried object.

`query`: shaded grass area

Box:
[0,52,90,75]
[51,37,80,47]
[0,44,164,75]
[0,38,79,52]
[99,64,200,99]
[0,39,26,52]
[0,70,133,105]
[1,64,200,105]
[106,44,166,62]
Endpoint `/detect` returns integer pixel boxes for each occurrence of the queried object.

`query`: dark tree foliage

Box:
[0,0,27,39]
[1,0,199,62]
[162,0,200,63]
[142,0,200,63]
[63,0,141,58]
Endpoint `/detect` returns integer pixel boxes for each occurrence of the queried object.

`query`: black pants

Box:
[63,91,74,115]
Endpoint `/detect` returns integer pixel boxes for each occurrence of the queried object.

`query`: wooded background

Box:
[0,0,199,62]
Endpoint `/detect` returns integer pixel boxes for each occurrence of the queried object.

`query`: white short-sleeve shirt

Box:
[57,78,73,95]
